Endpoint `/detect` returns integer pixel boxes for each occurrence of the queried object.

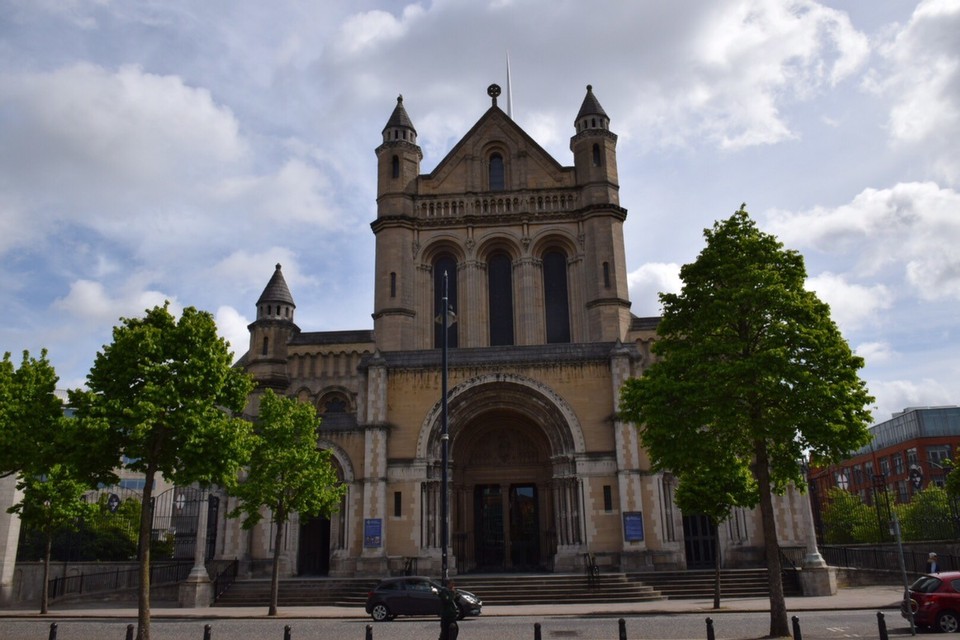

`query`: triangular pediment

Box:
[421,106,574,195]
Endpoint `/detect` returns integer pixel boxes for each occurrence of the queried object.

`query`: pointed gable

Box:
[419,105,574,196]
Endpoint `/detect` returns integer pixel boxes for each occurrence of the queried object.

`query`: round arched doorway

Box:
[454,409,552,571]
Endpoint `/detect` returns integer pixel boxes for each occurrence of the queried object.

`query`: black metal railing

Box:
[821,544,956,575]
[211,558,239,601]
[48,561,194,600]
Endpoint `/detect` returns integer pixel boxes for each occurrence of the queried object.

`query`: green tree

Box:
[228,389,346,616]
[9,465,94,613]
[820,488,879,544]
[0,350,113,613]
[72,304,254,640]
[900,486,953,541]
[619,206,873,637]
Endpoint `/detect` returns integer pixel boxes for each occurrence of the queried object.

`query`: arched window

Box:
[390,272,397,298]
[488,252,514,346]
[603,261,611,289]
[261,336,269,356]
[391,155,400,179]
[489,153,505,191]
[433,255,458,348]
[543,250,571,344]
[592,144,602,167]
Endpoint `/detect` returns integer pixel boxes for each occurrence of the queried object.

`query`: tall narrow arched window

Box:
[592,143,602,167]
[543,250,571,344]
[489,153,505,191]
[603,261,611,289]
[262,336,269,356]
[433,255,458,348]
[488,252,514,346]
[391,155,400,178]
[390,272,397,298]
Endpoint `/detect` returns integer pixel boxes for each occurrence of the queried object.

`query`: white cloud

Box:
[805,272,892,331]
[856,341,896,364]
[334,5,425,57]
[767,182,960,300]
[627,263,682,316]
[54,279,178,325]
[866,0,960,184]
[215,305,251,362]
[207,247,315,299]
[868,377,957,422]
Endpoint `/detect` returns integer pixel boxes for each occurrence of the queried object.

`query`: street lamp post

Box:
[440,270,451,584]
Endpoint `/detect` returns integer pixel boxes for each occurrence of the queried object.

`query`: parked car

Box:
[365,576,483,622]
[902,571,960,632]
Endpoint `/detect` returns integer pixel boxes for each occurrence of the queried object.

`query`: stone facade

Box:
[223,85,812,579]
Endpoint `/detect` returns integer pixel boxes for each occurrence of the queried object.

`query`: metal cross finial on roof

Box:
[488,84,501,107]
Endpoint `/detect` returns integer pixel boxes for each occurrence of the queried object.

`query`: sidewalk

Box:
[0,584,907,620]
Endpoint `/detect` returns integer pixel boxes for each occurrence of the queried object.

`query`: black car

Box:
[365,576,483,622]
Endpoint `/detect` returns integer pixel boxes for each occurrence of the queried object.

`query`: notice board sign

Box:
[364,518,382,548]
[623,511,644,542]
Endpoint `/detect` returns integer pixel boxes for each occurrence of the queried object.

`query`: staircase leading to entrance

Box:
[627,568,802,599]
[214,569,795,607]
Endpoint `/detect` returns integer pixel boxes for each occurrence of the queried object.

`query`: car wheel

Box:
[370,603,392,622]
[936,610,959,633]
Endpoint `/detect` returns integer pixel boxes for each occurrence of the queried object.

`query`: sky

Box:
[1,0,958,425]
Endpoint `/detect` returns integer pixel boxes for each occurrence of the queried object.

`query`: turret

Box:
[372,96,421,351]
[246,264,299,390]
[375,95,422,218]
[570,85,619,207]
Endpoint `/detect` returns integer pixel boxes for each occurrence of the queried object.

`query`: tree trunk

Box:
[41,533,51,614]
[137,464,157,640]
[755,438,789,637]
[269,505,285,617]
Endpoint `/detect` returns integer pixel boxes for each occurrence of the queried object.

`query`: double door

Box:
[474,484,540,571]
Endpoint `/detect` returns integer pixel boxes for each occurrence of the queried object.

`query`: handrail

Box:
[211,558,239,601]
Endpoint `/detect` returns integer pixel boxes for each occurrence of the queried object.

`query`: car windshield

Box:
[911,575,944,593]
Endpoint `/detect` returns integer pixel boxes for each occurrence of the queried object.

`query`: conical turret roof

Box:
[256,263,295,307]
[575,84,608,121]
[382,95,417,134]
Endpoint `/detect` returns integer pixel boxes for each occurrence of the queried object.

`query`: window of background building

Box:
[927,445,951,466]
[894,452,904,475]
[897,480,908,503]
[879,457,890,476]
[853,465,863,485]
[907,448,918,466]
[394,491,402,517]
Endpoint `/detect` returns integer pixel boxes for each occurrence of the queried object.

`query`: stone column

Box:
[179,488,212,607]
[0,475,22,606]
[798,483,836,596]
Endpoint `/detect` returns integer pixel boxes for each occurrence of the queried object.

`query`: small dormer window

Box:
[489,153,505,191]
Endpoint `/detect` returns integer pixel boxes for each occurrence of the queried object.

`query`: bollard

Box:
[534,621,542,640]
[125,623,134,640]
[283,624,292,640]
[48,622,58,640]
[619,617,627,640]
[792,616,803,640]
[203,623,212,640]
[365,623,373,640]
[877,612,889,640]
[706,617,715,640]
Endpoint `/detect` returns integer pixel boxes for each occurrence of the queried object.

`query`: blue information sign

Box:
[364,518,382,548]
[623,511,644,542]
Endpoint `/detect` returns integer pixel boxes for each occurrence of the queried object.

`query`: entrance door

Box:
[510,484,540,569]
[474,485,504,570]
[298,516,330,575]
[682,514,717,570]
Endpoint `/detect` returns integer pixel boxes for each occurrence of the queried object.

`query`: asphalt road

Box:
[0,609,920,640]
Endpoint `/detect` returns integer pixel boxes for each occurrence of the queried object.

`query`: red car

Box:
[903,572,960,632]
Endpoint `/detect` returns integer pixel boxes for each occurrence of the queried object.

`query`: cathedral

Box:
[224,84,813,578]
